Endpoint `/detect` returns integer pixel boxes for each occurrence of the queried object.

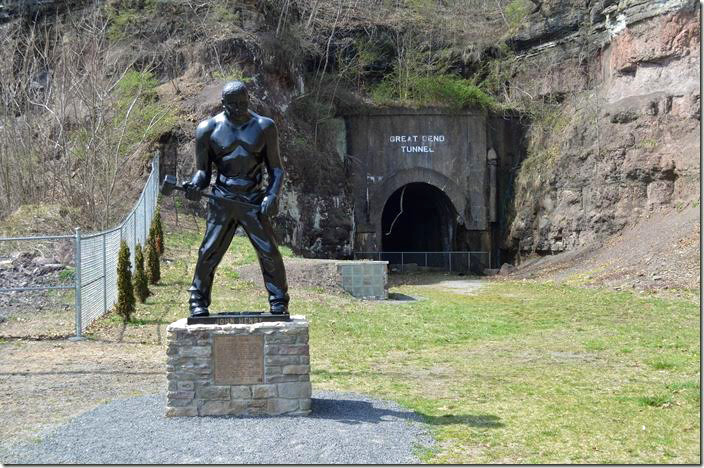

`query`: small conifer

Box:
[153,208,165,256]
[146,235,160,285]
[115,240,135,322]
[133,243,150,303]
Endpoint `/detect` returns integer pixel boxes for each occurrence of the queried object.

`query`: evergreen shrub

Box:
[116,240,135,322]
[153,209,164,256]
[146,234,160,285]
[133,243,150,303]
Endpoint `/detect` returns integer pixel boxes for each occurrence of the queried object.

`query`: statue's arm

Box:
[261,120,285,215]
[188,119,215,190]
[263,120,285,197]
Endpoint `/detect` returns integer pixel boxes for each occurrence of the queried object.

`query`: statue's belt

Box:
[205,192,260,209]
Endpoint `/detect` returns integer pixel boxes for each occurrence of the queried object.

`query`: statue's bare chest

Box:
[210,121,265,161]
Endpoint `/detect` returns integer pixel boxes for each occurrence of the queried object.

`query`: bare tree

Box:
[0,8,175,229]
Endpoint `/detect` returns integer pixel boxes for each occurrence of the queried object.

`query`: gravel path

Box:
[0,391,433,464]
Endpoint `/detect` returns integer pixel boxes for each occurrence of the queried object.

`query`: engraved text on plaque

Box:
[213,335,264,385]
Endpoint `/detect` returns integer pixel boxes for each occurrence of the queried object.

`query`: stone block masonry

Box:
[336,261,388,299]
[165,316,311,417]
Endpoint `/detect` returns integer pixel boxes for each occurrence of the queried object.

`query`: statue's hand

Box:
[183,171,209,201]
[260,194,278,217]
[182,181,203,201]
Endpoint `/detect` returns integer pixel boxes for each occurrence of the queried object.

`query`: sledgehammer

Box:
[160,175,260,209]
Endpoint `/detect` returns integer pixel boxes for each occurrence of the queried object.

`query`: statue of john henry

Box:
[182,81,289,317]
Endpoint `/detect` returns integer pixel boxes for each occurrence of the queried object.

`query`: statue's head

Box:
[222,81,249,120]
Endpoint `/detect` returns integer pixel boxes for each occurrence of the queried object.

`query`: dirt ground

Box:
[0,338,166,445]
[503,205,700,297]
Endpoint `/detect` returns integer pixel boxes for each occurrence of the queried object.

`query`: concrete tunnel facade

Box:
[342,107,524,271]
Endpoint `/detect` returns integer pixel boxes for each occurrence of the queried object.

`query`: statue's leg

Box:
[189,201,238,315]
[239,207,289,314]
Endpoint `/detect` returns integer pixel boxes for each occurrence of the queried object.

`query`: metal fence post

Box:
[449,252,452,273]
[132,213,137,258]
[70,228,83,341]
[425,252,428,267]
[102,233,107,314]
[401,252,404,273]
[144,194,148,243]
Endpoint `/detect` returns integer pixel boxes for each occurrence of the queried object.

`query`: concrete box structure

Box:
[336,261,388,299]
[165,316,311,417]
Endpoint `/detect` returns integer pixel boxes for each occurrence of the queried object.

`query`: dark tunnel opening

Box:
[381,182,457,252]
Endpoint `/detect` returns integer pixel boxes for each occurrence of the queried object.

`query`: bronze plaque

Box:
[213,335,264,385]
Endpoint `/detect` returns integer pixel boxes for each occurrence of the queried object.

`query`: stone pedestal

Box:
[165,316,311,417]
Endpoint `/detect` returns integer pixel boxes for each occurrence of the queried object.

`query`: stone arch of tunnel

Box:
[380,182,459,252]
[369,168,467,252]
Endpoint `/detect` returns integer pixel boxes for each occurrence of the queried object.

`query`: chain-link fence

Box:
[353,251,491,274]
[0,156,159,338]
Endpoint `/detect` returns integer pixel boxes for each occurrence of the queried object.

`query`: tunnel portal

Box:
[381,182,456,252]
[344,108,526,268]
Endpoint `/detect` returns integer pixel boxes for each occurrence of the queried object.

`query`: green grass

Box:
[97,215,701,464]
[636,395,673,407]
[504,0,531,32]
[58,267,75,282]
[647,357,680,370]
[212,66,252,83]
[371,74,498,110]
[302,282,699,463]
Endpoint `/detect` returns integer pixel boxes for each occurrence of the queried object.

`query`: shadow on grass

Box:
[387,292,418,302]
[420,413,503,428]
[311,396,503,428]
[150,279,190,287]
[126,318,166,325]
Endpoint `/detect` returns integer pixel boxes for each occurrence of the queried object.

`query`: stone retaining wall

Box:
[165,316,311,417]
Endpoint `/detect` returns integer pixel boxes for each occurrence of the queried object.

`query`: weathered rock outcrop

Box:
[505,0,699,258]
[2,0,697,264]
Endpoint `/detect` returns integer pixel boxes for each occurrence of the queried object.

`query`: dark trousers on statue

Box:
[189,195,289,312]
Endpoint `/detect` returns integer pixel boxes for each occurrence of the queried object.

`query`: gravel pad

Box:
[0,391,433,464]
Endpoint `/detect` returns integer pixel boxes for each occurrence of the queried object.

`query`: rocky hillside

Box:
[505,0,700,258]
[0,0,699,278]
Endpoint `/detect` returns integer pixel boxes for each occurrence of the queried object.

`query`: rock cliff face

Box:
[2,0,698,264]
[505,0,700,258]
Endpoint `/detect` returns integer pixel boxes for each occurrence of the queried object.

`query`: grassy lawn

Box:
[91,215,700,464]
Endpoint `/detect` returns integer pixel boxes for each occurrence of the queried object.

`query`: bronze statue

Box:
[177,81,289,317]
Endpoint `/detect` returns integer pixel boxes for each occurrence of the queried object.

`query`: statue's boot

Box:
[190,305,209,317]
[189,290,209,317]
[269,301,288,315]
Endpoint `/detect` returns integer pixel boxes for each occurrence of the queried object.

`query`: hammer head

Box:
[161,175,178,196]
